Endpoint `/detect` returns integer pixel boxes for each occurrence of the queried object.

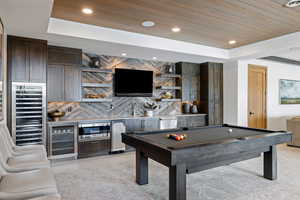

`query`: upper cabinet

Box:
[176,62,200,102]
[48,46,82,65]
[7,36,47,83]
[199,62,223,125]
[47,46,82,102]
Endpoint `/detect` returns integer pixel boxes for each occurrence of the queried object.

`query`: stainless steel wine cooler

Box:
[12,82,46,146]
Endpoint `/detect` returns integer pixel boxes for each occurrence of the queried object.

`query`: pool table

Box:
[122,124,292,200]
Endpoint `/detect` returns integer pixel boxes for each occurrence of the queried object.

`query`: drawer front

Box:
[177,116,188,128]
[78,140,109,157]
[189,116,206,127]
[177,115,206,128]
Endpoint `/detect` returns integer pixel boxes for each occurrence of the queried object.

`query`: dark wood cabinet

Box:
[176,62,200,102]
[199,62,223,125]
[48,46,82,65]
[47,46,82,102]
[8,36,47,83]
[47,65,64,102]
[29,42,47,83]
[64,65,81,101]
[47,64,81,102]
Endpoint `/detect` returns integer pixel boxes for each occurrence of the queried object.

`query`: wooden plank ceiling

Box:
[52,0,300,49]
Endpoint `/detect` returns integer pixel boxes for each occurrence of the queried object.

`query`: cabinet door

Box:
[189,116,206,127]
[10,39,29,82]
[142,118,159,130]
[177,116,188,128]
[29,42,47,83]
[47,65,64,102]
[125,119,142,132]
[64,65,81,101]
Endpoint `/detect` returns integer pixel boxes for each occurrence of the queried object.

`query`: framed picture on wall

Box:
[0,18,4,121]
[279,79,300,104]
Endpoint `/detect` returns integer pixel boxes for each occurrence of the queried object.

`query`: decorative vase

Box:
[191,105,198,114]
[145,110,154,117]
[183,103,191,114]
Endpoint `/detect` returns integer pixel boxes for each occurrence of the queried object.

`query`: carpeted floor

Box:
[52,145,300,200]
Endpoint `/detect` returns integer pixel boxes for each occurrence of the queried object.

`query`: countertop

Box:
[47,113,207,126]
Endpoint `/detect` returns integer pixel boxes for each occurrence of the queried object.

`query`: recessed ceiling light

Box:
[121,53,127,56]
[153,57,157,60]
[142,21,155,27]
[228,40,237,45]
[172,27,181,32]
[285,0,300,8]
[82,8,93,15]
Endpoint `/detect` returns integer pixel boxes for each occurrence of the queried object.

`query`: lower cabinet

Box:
[78,139,110,158]
[125,118,160,132]
[177,115,207,128]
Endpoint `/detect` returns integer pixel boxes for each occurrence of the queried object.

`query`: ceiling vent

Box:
[285,0,300,7]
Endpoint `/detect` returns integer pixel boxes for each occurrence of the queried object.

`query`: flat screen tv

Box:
[114,68,153,97]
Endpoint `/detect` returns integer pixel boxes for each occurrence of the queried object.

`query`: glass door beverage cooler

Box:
[11,82,46,146]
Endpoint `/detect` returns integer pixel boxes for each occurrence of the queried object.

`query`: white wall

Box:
[224,59,300,131]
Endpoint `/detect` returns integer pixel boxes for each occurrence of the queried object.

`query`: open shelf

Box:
[81,83,112,88]
[81,98,113,103]
[156,73,181,78]
[156,86,181,90]
[81,67,113,73]
[157,98,181,102]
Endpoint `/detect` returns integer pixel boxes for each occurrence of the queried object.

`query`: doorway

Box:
[248,65,267,129]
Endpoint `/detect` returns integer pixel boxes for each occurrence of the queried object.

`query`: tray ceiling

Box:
[52,0,300,49]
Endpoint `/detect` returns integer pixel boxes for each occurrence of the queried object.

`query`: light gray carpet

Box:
[52,145,300,200]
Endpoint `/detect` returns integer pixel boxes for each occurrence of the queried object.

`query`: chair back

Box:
[0,124,15,150]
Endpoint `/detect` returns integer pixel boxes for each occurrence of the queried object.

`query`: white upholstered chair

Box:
[26,194,61,200]
[0,128,49,173]
[0,165,59,200]
[0,124,46,156]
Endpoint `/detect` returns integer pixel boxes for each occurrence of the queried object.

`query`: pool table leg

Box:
[263,145,277,180]
[136,149,148,185]
[169,163,186,200]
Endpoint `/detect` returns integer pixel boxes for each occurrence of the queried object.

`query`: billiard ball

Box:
[228,128,233,133]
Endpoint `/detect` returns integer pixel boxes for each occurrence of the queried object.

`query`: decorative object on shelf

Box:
[48,110,66,121]
[191,104,198,114]
[191,101,199,114]
[279,79,300,104]
[165,64,175,74]
[85,93,106,99]
[90,57,101,68]
[144,101,159,117]
[182,102,191,114]
[161,91,173,99]
[82,52,102,68]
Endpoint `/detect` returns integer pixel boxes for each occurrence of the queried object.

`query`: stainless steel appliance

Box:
[78,121,111,142]
[48,122,78,160]
[111,120,126,152]
[12,82,46,146]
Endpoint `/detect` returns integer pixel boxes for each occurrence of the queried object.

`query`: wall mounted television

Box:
[114,68,153,97]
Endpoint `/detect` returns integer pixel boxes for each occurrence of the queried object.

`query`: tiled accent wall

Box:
[48,54,181,120]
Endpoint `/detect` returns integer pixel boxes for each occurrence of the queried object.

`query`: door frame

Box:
[248,64,268,129]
